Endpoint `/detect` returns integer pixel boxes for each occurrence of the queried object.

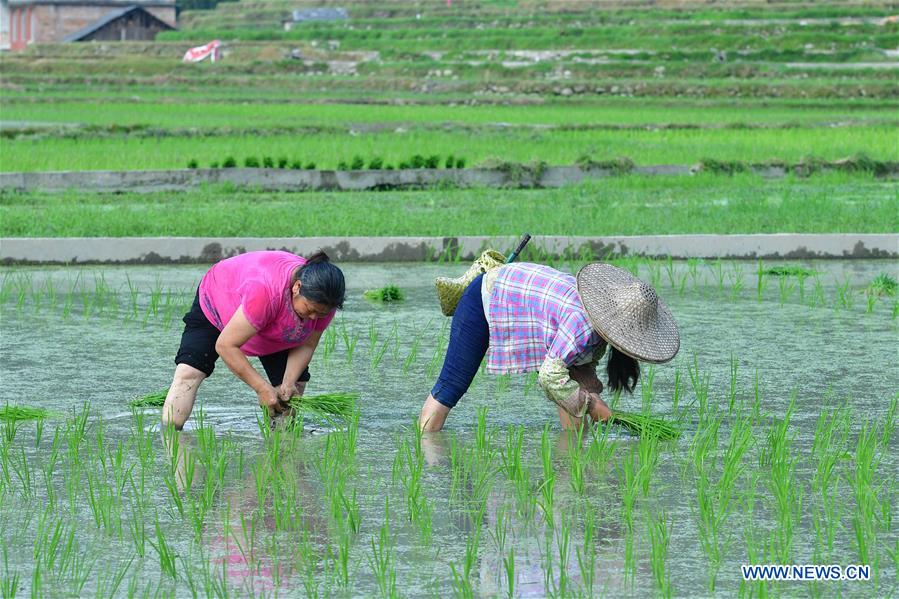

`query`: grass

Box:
[3,98,898,131]
[3,173,895,237]
[3,126,895,172]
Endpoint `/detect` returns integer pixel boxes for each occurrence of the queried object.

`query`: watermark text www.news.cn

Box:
[742,564,870,582]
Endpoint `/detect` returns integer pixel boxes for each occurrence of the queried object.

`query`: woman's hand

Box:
[257,384,288,417]
[587,392,612,423]
[276,382,297,404]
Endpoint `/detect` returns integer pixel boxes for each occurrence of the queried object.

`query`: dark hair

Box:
[607,346,639,393]
[294,250,345,309]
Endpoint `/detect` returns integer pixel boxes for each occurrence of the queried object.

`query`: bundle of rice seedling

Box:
[288,392,357,418]
[363,285,405,303]
[609,411,681,440]
[866,273,897,297]
[0,405,53,422]
[764,265,815,277]
[130,389,168,407]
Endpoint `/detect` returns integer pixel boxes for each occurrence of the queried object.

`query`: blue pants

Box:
[431,274,489,409]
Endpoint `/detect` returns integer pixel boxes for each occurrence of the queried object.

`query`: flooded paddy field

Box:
[1,259,896,597]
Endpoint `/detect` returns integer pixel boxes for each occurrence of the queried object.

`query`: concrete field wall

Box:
[2,234,896,265]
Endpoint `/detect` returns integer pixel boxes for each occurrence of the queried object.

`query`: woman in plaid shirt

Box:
[419,261,679,431]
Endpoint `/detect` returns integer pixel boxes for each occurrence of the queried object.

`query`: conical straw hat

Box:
[576,263,680,364]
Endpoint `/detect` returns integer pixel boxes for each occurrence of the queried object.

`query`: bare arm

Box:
[215,306,286,416]
[419,395,450,431]
[276,329,323,400]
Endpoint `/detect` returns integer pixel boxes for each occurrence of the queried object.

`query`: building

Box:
[283,7,346,31]
[1,0,176,51]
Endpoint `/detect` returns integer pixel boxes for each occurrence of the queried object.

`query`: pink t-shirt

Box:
[198,251,335,357]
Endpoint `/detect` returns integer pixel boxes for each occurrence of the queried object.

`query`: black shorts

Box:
[175,291,310,387]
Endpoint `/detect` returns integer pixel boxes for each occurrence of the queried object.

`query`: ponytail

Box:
[304,250,330,265]
[294,250,346,309]
[607,346,639,393]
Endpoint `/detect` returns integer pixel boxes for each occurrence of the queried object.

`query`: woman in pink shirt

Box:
[161,250,345,430]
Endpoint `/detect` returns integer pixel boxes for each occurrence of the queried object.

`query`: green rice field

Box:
[0,2,897,597]
[2,174,896,237]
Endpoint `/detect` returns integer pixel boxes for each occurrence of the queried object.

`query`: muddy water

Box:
[1,260,896,597]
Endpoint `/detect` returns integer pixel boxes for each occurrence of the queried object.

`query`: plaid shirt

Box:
[485,263,602,374]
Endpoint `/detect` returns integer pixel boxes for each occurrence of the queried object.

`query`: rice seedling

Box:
[812,402,850,494]
[397,421,432,543]
[609,411,681,440]
[764,265,815,278]
[620,446,640,585]
[329,529,352,588]
[403,334,423,374]
[553,511,573,597]
[647,511,673,598]
[65,536,95,596]
[127,498,147,559]
[537,425,555,529]
[865,272,897,297]
[129,389,168,408]
[288,392,357,419]
[646,259,663,288]
[765,396,802,565]
[494,372,512,394]
[575,506,597,596]
[338,321,358,362]
[865,293,879,314]
[835,275,854,310]
[85,463,123,536]
[755,260,769,301]
[363,285,405,303]
[636,431,660,497]
[850,421,882,575]
[777,274,796,306]
[640,364,656,410]
[94,557,134,599]
[450,502,485,599]
[425,320,449,378]
[728,263,745,302]
[688,355,712,423]
[370,324,397,369]
[881,395,897,447]
[503,547,515,599]
[488,503,510,558]
[1,546,20,599]
[320,326,338,360]
[367,497,397,598]
[727,353,739,414]
[0,405,53,422]
[564,425,589,496]
[149,514,177,579]
[710,260,726,295]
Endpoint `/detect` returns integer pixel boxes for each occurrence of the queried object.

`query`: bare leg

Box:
[419,395,450,432]
[557,406,584,431]
[161,363,206,430]
[161,428,201,492]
